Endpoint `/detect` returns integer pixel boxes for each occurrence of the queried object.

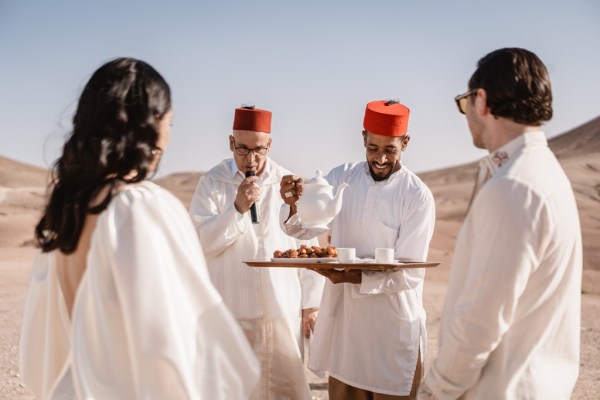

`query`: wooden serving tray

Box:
[244,260,440,271]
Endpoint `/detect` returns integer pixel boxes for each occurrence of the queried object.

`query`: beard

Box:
[368,160,399,181]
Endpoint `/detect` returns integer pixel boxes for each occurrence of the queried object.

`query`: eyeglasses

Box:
[232,138,269,156]
[454,89,478,114]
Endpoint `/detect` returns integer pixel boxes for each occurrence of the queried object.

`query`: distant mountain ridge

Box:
[420,115,600,187]
[0,156,48,188]
[548,116,600,159]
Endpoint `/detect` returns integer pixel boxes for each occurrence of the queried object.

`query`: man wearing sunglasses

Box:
[419,48,582,399]
[189,105,324,399]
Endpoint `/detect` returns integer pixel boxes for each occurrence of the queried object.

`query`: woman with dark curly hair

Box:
[19,58,259,399]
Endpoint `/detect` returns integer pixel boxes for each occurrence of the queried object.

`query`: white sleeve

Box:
[423,180,546,399]
[359,186,436,294]
[71,188,259,399]
[189,176,252,258]
[280,207,329,240]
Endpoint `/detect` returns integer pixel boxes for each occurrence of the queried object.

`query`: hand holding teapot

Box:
[280,170,348,229]
[280,175,303,207]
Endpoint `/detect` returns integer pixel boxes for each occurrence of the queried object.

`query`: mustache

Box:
[370,160,392,168]
[368,160,400,181]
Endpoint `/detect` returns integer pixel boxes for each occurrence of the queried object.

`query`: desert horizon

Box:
[1,116,598,399]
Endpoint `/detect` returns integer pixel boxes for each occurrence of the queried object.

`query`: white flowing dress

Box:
[20,181,259,399]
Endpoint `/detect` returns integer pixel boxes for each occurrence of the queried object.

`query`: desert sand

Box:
[1,117,598,399]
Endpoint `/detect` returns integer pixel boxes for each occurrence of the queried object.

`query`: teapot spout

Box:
[330,182,349,217]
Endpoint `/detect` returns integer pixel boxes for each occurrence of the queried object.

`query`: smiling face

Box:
[363,130,409,181]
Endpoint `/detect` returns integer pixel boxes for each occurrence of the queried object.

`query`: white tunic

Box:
[283,161,436,396]
[19,181,259,400]
[189,158,325,400]
[422,131,582,399]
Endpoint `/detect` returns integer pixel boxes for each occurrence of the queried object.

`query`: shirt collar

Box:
[482,130,546,175]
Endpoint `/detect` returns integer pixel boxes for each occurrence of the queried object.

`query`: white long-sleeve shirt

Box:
[189,158,324,320]
[189,158,325,400]
[20,181,259,399]
[282,161,436,396]
[422,131,582,399]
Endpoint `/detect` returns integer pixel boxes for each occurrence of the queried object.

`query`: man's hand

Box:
[280,175,303,218]
[302,307,318,338]
[235,175,260,214]
[309,268,362,284]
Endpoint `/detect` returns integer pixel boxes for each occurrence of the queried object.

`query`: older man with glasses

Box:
[189,105,324,399]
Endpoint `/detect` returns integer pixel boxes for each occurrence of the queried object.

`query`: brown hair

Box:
[469,48,552,126]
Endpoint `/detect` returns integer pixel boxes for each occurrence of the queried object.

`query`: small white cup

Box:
[337,248,356,263]
[375,248,395,264]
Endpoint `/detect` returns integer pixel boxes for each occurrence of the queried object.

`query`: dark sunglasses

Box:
[454,89,478,114]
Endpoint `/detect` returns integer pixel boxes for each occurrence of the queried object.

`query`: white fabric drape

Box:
[20,181,259,399]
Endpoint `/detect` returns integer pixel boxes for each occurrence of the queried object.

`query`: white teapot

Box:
[297,170,349,229]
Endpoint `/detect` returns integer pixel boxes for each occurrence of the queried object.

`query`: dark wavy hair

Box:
[35,58,172,253]
[469,48,552,126]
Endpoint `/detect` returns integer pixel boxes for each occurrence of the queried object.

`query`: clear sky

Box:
[2,0,599,179]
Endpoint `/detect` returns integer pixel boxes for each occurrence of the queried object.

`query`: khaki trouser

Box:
[328,349,423,400]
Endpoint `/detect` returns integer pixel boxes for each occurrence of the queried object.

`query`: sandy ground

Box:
[1,247,36,400]
[2,246,599,399]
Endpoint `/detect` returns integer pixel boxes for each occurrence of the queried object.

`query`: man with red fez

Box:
[189,105,324,399]
[279,100,436,399]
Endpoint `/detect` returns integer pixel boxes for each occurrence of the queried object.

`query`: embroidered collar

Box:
[483,130,546,175]
[491,151,509,167]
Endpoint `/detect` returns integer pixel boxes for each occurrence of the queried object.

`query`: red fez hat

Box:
[233,106,272,133]
[363,100,410,137]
